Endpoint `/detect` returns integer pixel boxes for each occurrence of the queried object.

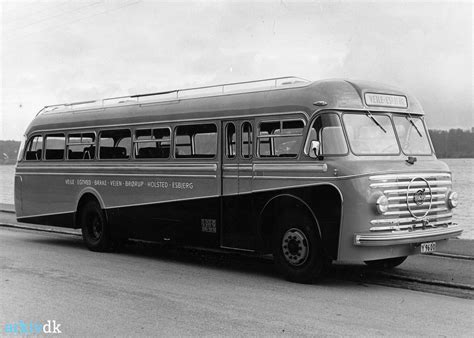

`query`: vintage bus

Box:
[14,76,462,283]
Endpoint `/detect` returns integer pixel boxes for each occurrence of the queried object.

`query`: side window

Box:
[99,129,131,159]
[134,127,171,159]
[225,123,236,159]
[306,113,347,156]
[25,135,43,161]
[241,122,253,158]
[258,119,304,158]
[67,133,96,160]
[175,124,217,158]
[44,134,65,160]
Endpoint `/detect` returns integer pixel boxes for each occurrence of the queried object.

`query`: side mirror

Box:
[310,140,320,158]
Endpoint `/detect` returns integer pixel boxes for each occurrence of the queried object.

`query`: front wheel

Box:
[364,256,407,269]
[80,200,114,252]
[272,218,325,283]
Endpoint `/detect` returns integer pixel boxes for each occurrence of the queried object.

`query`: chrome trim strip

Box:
[17,164,218,172]
[384,187,448,195]
[370,212,453,225]
[387,193,446,202]
[253,175,329,180]
[384,206,449,217]
[16,172,217,178]
[253,163,328,172]
[369,219,454,232]
[370,180,451,188]
[369,173,451,180]
[388,200,446,209]
[354,224,463,246]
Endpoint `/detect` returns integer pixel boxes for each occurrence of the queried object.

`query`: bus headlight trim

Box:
[447,191,458,209]
[376,195,389,214]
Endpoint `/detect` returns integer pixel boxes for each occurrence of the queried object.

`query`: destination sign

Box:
[365,93,408,108]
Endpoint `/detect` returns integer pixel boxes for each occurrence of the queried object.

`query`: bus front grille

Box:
[368,173,453,232]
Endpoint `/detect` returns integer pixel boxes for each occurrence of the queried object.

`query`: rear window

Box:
[25,135,43,161]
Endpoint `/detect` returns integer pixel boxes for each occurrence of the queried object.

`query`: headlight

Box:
[447,191,458,209]
[376,195,389,214]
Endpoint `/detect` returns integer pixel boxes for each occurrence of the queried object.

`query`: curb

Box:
[377,271,474,291]
[429,252,474,261]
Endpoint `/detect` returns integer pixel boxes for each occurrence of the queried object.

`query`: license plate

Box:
[421,242,436,253]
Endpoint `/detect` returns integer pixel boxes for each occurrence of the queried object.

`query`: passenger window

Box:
[306,113,347,156]
[134,128,171,159]
[226,123,236,159]
[241,122,253,158]
[175,124,217,158]
[44,134,65,160]
[258,120,304,157]
[67,133,96,160]
[25,135,43,161]
[99,129,131,159]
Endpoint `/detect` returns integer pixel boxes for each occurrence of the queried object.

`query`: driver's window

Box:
[306,113,347,156]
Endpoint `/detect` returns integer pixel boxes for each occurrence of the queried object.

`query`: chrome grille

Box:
[369,173,453,232]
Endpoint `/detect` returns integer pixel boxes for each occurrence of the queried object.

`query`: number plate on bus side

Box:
[420,242,436,254]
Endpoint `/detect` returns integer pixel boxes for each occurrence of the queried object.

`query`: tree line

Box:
[1,128,473,164]
[429,129,474,158]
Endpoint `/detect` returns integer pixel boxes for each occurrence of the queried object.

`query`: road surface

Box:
[1,227,473,336]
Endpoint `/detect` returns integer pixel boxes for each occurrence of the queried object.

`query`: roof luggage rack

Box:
[36,76,309,116]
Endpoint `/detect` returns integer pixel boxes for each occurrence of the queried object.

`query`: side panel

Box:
[15,161,221,229]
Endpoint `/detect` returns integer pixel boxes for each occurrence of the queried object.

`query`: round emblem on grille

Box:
[406,177,433,219]
[413,189,426,205]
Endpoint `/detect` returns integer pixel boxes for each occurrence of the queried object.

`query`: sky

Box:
[1,0,472,140]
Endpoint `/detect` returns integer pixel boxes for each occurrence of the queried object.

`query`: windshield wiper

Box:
[406,114,423,137]
[365,111,387,133]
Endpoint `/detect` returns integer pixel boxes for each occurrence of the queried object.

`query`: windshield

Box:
[343,114,399,155]
[393,116,432,155]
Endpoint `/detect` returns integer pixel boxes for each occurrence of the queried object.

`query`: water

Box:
[1,160,473,238]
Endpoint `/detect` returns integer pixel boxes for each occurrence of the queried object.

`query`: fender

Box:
[258,193,322,239]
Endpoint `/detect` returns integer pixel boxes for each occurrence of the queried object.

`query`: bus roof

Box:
[26,78,424,134]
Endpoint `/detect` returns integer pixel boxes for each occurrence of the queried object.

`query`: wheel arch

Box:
[258,193,322,244]
[257,183,343,260]
[74,188,107,228]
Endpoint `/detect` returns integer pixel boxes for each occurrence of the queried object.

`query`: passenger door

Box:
[221,120,255,250]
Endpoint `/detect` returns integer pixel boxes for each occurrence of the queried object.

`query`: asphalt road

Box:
[1,227,473,336]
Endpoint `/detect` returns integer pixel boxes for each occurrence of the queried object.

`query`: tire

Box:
[272,215,325,283]
[80,200,114,252]
[364,256,407,269]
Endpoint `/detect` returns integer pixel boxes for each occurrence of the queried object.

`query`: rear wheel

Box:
[364,256,407,269]
[272,216,325,283]
[80,200,114,252]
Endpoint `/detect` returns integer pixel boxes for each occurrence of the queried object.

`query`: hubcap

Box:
[281,228,309,266]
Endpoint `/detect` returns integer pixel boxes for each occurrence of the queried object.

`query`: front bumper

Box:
[354,224,463,246]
